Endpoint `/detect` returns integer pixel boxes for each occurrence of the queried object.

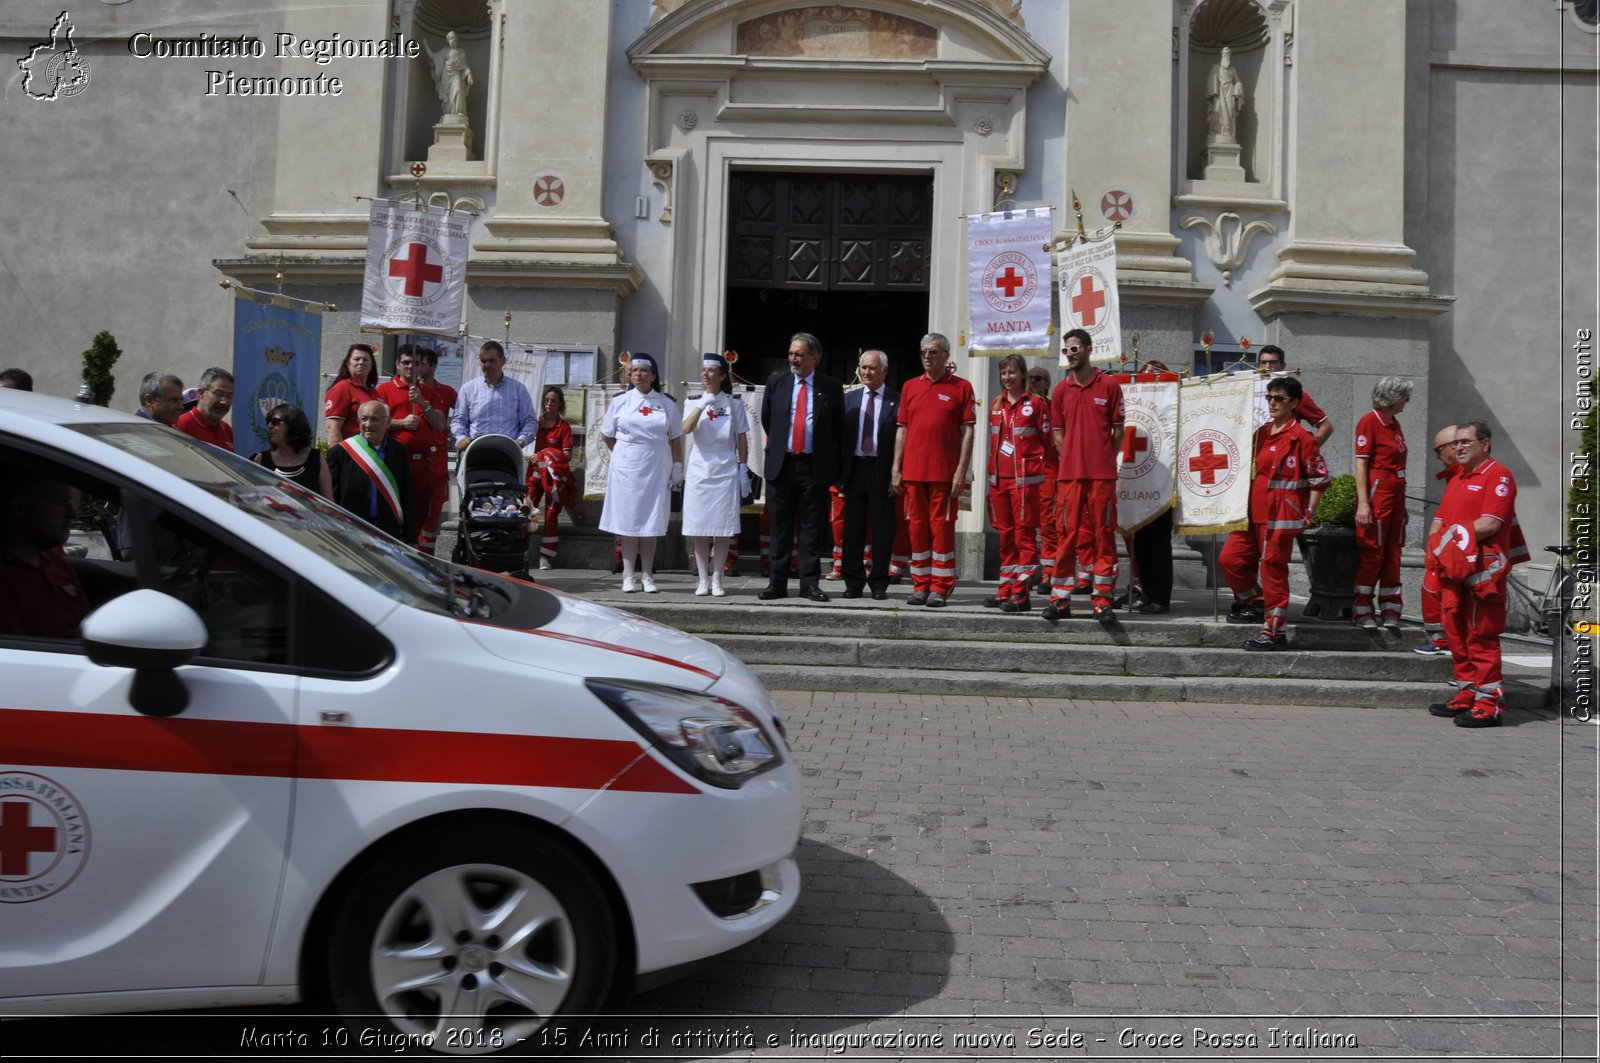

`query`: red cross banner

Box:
[1113,375,1179,534]
[1174,373,1256,534]
[1056,233,1124,367]
[965,208,1053,357]
[360,200,470,339]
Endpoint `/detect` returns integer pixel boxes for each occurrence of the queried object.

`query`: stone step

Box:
[738,663,1548,712]
[708,633,1458,683]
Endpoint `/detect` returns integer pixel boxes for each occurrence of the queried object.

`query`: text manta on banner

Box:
[966,208,1053,357]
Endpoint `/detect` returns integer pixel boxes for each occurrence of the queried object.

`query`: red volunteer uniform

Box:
[1049,369,1123,610]
[1434,458,1520,717]
[1297,389,1328,431]
[897,371,976,596]
[376,376,440,554]
[421,378,457,549]
[1420,463,1459,649]
[323,379,380,440]
[0,548,90,638]
[1352,408,1409,625]
[175,409,234,452]
[528,417,575,564]
[987,391,1050,604]
[1035,424,1059,589]
[1219,420,1330,638]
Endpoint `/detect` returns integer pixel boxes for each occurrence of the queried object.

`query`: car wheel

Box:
[324,823,615,1056]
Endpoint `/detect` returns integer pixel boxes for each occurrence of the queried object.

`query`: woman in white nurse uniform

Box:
[680,353,750,597]
[599,353,683,592]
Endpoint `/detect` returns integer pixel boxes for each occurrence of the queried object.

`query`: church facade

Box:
[3,0,1595,560]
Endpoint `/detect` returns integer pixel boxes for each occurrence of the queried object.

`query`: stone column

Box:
[1064,0,1210,366]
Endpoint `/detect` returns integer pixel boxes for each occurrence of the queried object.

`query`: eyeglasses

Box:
[1452,438,1481,447]
[1259,361,1284,369]
[918,347,944,355]
[1433,443,1451,455]
[266,417,286,426]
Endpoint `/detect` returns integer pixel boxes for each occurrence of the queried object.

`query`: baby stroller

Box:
[451,434,533,575]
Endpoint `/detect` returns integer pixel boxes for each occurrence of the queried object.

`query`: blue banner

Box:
[231,292,322,457]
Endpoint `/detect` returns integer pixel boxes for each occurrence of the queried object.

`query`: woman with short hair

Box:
[1353,375,1414,629]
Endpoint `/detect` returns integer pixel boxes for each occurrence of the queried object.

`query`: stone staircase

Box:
[607,586,1550,711]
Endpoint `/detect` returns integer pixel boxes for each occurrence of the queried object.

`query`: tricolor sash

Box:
[340,434,404,524]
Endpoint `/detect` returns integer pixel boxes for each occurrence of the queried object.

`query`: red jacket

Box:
[987,392,1050,485]
[1248,420,1329,532]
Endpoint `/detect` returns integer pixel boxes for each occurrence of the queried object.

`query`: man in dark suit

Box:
[839,349,899,600]
[760,332,846,601]
[327,400,417,545]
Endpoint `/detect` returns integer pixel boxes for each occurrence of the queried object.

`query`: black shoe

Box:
[1129,588,1149,609]
[906,591,929,606]
[1226,603,1265,624]
[1072,582,1093,596]
[842,588,864,599]
[1455,706,1503,728]
[1242,633,1286,651]
[1428,701,1470,718]
[926,593,947,608]
[1040,601,1070,626]
[870,588,889,601]
[757,587,788,601]
[1137,602,1170,615]
[999,600,1020,613]
[983,597,1005,609]
[1093,605,1116,624]
[801,587,831,603]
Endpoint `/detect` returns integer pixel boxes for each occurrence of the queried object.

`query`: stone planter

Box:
[1297,524,1358,621]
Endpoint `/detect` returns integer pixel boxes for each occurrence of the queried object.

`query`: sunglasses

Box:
[266,417,287,426]
[1266,395,1293,404]
[1063,346,1084,354]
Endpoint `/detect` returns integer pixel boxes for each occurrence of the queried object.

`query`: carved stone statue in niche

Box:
[1206,46,1244,142]
[425,30,473,120]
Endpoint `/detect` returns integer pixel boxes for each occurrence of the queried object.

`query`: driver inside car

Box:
[0,472,91,638]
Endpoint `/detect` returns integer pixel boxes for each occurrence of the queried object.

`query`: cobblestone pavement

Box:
[616,693,1598,1062]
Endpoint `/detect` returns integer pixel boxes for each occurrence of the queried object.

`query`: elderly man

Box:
[1257,345,1332,447]
[760,332,846,602]
[1428,421,1522,728]
[378,346,449,554]
[451,341,536,450]
[0,472,89,638]
[891,332,975,608]
[1415,424,1459,656]
[327,400,417,544]
[1044,329,1123,624]
[175,367,235,451]
[839,348,899,600]
[135,372,185,426]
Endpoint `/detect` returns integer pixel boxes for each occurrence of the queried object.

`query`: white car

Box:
[0,391,802,1054]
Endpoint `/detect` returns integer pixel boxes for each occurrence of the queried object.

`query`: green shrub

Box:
[80,331,122,407]
[1311,473,1358,526]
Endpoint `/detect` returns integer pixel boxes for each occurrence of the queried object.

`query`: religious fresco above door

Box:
[735,8,936,58]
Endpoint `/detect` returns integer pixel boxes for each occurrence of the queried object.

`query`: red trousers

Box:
[421,451,448,555]
[1420,549,1446,645]
[1440,580,1506,711]
[905,481,957,595]
[1354,477,1406,623]
[891,494,911,577]
[1220,523,1296,636]
[1051,479,1117,609]
[988,480,1040,602]
[830,487,846,572]
[1036,474,1058,586]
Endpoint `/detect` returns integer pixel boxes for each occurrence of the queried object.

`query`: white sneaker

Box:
[621,576,638,593]
[538,557,553,571]
[711,578,726,597]
[1382,616,1402,630]
[641,575,659,594]
[695,581,710,596]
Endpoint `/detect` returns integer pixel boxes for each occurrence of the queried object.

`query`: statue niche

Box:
[424,28,476,163]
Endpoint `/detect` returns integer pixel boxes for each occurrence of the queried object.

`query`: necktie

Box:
[861,390,876,456]
[791,379,807,454]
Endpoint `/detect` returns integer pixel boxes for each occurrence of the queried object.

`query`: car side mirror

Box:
[80,590,207,717]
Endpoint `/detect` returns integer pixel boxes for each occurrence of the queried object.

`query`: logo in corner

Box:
[0,772,91,903]
[18,11,91,101]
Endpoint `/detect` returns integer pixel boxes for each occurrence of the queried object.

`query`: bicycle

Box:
[1503,545,1580,637]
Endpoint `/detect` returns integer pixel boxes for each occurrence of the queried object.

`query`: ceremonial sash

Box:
[340,434,404,525]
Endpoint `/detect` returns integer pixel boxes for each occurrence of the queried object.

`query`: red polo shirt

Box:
[376,376,433,454]
[1051,369,1123,480]
[1354,408,1408,478]
[0,548,90,638]
[1438,457,1518,552]
[323,379,380,439]
[898,372,976,481]
[176,409,234,452]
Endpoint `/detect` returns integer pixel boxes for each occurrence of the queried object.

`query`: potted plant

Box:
[1297,473,1359,620]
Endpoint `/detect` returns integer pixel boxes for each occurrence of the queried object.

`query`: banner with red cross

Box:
[1056,233,1124,368]
[1112,375,1179,534]
[1174,373,1254,534]
[965,208,1053,357]
[360,200,470,339]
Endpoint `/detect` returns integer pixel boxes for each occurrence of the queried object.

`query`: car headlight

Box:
[586,679,783,789]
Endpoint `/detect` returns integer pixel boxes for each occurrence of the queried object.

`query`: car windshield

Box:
[71,423,459,613]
